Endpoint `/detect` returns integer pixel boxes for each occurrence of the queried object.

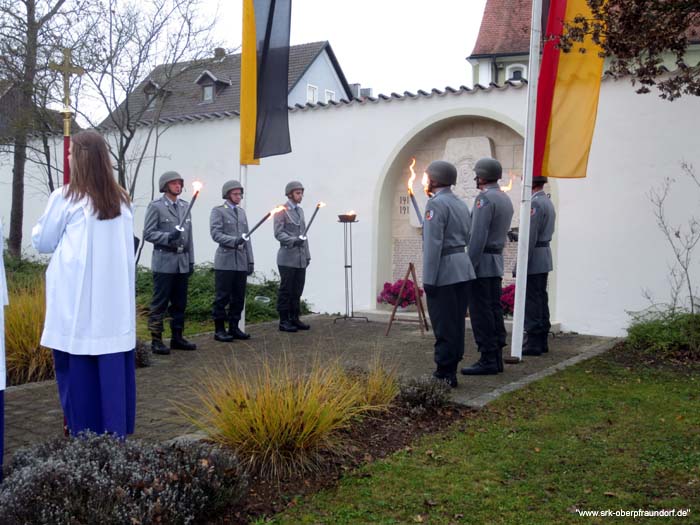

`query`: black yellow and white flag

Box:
[240,0,292,165]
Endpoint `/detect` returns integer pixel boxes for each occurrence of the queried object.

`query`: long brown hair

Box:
[64,130,130,220]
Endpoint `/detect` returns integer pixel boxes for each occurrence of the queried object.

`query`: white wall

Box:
[288,50,348,105]
[554,78,700,336]
[3,78,699,337]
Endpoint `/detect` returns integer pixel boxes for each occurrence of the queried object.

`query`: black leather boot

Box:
[151,333,170,355]
[291,313,310,330]
[214,320,234,342]
[522,333,543,356]
[229,321,251,340]
[461,351,499,375]
[278,312,298,333]
[171,328,197,350]
[432,369,458,388]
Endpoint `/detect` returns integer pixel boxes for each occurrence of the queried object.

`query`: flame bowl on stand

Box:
[338,213,357,223]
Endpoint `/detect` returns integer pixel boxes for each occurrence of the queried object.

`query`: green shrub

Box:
[627,310,700,359]
[2,254,46,292]
[182,356,385,479]
[0,433,248,525]
[136,265,310,323]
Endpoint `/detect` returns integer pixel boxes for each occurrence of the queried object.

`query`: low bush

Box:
[4,282,53,385]
[183,356,384,479]
[3,255,46,292]
[627,310,700,360]
[398,375,452,409]
[136,265,310,323]
[134,338,152,368]
[0,432,248,525]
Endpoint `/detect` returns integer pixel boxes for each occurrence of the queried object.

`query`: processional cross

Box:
[49,48,84,184]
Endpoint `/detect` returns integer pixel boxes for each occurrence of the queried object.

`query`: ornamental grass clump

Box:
[4,282,54,385]
[183,356,382,479]
[362,354,400,407]
[0,432,247,525]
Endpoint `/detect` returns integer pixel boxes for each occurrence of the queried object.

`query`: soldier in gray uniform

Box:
[422,161,476,388]
[274,180,311,333]
[210,180,254,343]
[462,158,514,375]
[523,175,556,355]
[143,171,197,354]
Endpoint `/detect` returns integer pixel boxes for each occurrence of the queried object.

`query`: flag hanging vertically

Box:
[240,0,292,165]
[533,0,605,179]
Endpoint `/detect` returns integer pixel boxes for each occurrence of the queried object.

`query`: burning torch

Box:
[175,180,203,232]
[242,205,286,242]
[299,202,326,240]
[407,158,424,226]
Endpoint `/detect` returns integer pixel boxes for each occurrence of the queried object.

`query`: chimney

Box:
[214,47,226,59]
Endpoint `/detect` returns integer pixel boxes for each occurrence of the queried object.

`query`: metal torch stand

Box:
[334,220,369,323]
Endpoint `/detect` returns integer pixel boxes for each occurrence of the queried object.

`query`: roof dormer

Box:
[194,70,232,103]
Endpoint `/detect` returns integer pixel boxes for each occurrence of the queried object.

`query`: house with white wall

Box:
[3,3,699,338]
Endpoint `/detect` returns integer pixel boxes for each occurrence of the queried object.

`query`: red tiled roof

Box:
[470,0,532,57]
[471,0,699,57]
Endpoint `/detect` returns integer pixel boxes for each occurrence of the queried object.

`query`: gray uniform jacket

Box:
[527,190,556,275]
[469,183,514,278]
[422,188,476,287]
[274,201,311,268]
[143,196,195,274]
[210,203,254,271]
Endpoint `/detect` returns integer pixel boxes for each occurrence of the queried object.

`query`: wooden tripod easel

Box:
[385,262,430,336]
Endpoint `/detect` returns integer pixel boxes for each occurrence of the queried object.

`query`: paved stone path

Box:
[4,315,616,459]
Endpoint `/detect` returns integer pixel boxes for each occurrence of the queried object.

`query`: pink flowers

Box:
[377,279,424,307]
[501,284,515,315]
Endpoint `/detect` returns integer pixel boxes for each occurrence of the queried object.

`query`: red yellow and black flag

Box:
[240,0,292,165]
[533,0,605,179]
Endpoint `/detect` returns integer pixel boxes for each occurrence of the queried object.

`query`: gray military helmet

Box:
[532,175,548,184]
[285,180,304,196]
[473,157,502,182]
[159,171,184,193]
[426,160,457,186]
[222,179,243,199]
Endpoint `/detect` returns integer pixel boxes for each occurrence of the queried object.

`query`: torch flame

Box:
[346,210,356,215]
[421,172,430,196]
[500,172,514,192]
[269,205,286,216]
[407,157,417,194]
[192,180,203,193]
[317,202,327,208]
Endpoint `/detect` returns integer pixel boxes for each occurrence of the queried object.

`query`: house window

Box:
[505,64,527,82]
[324,89,336,103]
[202,85,214,102]
[306,84,318,104]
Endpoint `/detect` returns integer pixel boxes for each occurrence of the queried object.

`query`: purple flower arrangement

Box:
[501,284,515,315]
[377,279,424,308]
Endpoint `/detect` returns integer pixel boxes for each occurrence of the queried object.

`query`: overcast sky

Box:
[212,0,488,95]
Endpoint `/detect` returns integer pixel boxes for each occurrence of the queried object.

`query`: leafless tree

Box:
[647,163,700,313]
[68,0,218,198]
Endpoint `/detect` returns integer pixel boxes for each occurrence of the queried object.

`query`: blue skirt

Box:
[0,390,4,481]
[53,350,136,438]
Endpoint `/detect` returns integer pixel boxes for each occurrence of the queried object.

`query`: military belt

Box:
[441,245,466,256]
[155,244,188,254]
[483,247,503,255]
[535,241,550,248]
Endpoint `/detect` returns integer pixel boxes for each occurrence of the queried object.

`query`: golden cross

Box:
[49,48,84,111]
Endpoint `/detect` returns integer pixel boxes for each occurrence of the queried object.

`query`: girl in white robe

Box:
[1,218,8,476]
[32,131,136,438]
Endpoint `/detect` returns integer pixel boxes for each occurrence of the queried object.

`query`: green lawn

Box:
[269,351,700,524]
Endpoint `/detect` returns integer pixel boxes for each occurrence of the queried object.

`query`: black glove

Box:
[168,230,181,242]
[247,263,254,276]
[234,236,247,247]
[292,238,305,247]
[188,263,194,276]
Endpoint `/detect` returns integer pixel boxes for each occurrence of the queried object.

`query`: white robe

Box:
[0,218,8,390]
[32,188,136,356]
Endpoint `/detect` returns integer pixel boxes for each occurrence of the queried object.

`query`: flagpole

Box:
[510,0,544,361]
